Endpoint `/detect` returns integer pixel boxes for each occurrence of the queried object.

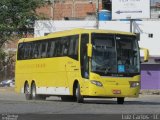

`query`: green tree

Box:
[0,0,46,79]
[0,0,45,47]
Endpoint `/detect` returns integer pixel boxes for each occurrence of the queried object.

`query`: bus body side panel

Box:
[15,57,67,95]
[15,57,82,96]
[65,60,81,95]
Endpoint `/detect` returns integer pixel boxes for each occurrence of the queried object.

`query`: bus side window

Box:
[30,42,35,59]
[54,40,59,57]
[74,35,79,56]
[55,38,62,57]
[46,41,51,58]
[24,43,30,59]
[18,43,25,60]
[61,37,69,56]
[80,34,89,79]
[33,42,40,59]
[28,42,33,59]
[40,41,48,58]
[50,40,56,57]
[31,42,38,59]
[68,35,79,60]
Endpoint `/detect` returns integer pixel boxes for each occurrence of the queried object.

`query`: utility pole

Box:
[96,0,99,29]
[127,16,133,33]
[130,19,133,33]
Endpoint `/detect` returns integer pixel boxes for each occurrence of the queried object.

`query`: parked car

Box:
[0,79,15,87]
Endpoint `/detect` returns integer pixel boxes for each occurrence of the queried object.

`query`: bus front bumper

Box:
[82,82,140,98]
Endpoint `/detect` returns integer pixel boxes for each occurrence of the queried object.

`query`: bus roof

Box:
[18,28,135,43]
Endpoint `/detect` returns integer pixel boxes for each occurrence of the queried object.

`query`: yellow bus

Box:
[15,28,149,104]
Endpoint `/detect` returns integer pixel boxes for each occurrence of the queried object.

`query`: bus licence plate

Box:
[112,90,121,94]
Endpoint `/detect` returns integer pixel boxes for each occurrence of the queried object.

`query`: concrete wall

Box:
[141,64,160,89]
[36,0,102,20]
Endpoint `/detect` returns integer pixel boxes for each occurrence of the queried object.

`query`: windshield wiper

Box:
[105,67,111,74]
[95,66,111,74]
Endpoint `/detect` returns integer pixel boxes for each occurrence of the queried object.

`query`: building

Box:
[37,0,103,20]
[37,0,159,20]
[151,0,160,19]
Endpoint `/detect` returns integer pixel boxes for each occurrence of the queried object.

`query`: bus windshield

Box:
[91,33,140,77]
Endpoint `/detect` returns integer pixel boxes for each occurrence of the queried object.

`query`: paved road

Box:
[0,87,160,120]
[0,87,160,114]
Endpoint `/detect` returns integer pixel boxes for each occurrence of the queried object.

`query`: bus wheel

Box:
[117,97,124,104]
[75,83,84,103]
[31,82,39,100]
[31,83,46,100]
[24,83,31,100]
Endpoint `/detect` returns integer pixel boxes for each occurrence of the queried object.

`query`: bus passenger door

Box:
[80,34,90,94]
[65,35,79,93]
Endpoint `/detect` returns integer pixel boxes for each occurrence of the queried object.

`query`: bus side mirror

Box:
[140,48,149,63]
[87,43,92,57]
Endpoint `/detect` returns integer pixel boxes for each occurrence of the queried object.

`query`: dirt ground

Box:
[0,87,15,93]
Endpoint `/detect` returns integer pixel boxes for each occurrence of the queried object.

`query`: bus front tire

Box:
[117,97,124,104]
[75,83,84,103]
[24,83,32,100]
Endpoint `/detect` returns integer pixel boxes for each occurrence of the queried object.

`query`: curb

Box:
[140,90,160,95]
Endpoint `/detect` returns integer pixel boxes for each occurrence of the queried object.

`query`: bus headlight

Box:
[129,81,140,88]
[91,80,103,87]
